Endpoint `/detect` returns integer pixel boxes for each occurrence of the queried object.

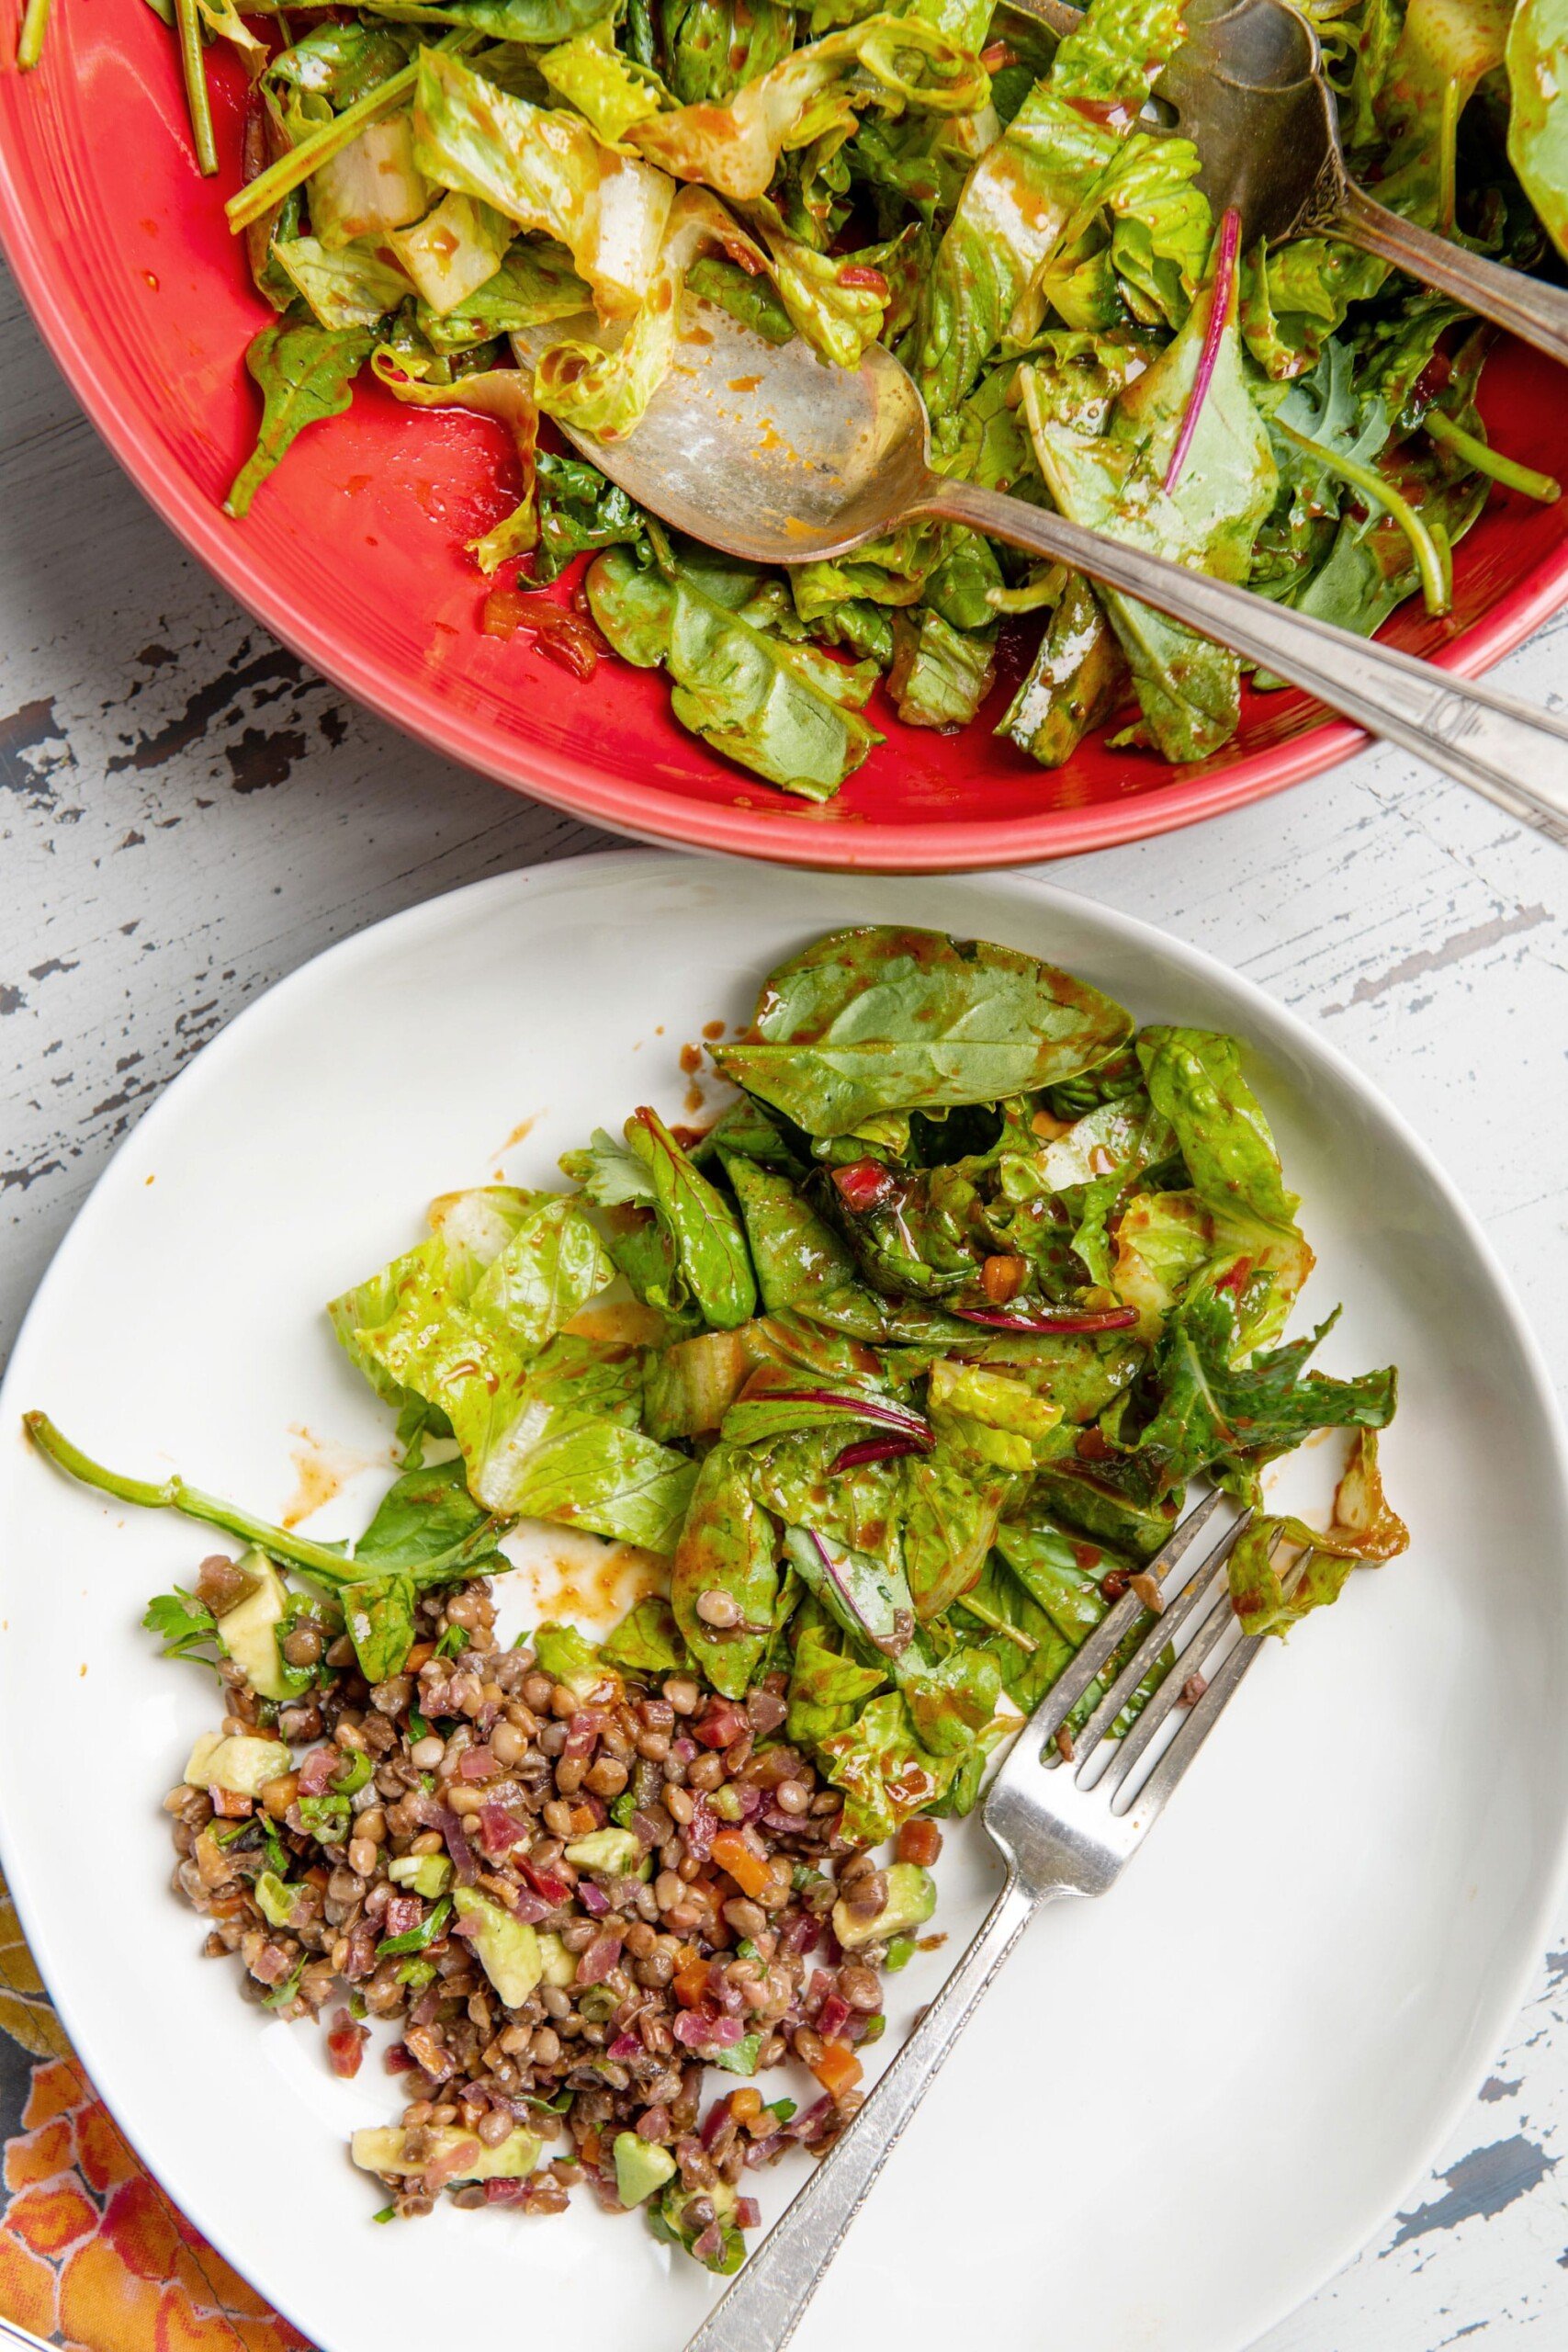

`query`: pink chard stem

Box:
[1163,206,1242,496]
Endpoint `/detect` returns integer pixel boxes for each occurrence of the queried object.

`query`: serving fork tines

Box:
[684,1487,1280,2352]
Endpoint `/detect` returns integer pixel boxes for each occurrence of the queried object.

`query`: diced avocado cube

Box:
[563,1826,642,1875]
[614,2131,676,2207]
[536,1930,577,1988]
[254,1871,297,1929]
[214,1551,293,1702]
[453,1887,542,2007]
[351,2122,541,2182]
[185,1730,292,1797]
[832,1860,936,1952]
[389,1854,453,1899]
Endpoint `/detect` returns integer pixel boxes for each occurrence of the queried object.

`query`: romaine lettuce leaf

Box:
[1228,1429,1408,1635]
[660,0,795,105]
[273,237,413,331]
[628,17,988,201]
[888,608,995,728]
[413,47,674,317]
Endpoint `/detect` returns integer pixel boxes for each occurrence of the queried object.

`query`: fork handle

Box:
[682,1872,1041,2352]
[918,477,1568,846]
[1334,181,1568,369]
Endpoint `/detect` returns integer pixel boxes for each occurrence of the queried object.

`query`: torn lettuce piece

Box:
[887,608,995,729]
[272,237,413,331]
[308,111,428,247]
[1229,1430,1408,1635]
[628,17,988,201]
[412,47,674,318]
[370,354,539,569]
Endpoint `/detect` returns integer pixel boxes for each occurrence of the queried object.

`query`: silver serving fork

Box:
[684,1487,1273,2352]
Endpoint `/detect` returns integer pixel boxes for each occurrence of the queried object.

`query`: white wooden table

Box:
[4,252,1568,2349]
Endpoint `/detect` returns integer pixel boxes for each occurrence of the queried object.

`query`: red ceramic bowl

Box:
[5,7,1567,869]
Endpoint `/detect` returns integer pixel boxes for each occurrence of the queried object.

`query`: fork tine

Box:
[1118,1537,1295,1824]
[1068,1509,1251,1765]
[1024,1487,1228,1748]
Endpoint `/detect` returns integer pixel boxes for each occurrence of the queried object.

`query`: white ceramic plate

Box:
[2,852,1565,2352]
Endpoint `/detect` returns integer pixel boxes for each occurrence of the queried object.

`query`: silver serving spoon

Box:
[1004,0,1568,368]
[517,305,1568,842]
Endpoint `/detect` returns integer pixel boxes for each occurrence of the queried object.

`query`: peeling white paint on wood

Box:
[4,255,1568,2346]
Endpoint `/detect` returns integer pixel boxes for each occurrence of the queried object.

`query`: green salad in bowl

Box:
[20,0,1565,803]
[25,924,1409,2262]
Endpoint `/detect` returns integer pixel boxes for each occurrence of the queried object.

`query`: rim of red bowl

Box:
[5,80,1568,871]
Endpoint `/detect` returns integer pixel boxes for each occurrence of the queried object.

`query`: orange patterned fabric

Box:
[0,1871,311,2352]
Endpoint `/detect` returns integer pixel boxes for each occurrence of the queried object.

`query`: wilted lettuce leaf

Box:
[713,924,1133,1136]
[661,0,795,104]
[786,1607,888,1747]
[503,1417,697,1550]
[1135,1279,1397,1494]
[1229,1429,1408,1634]
[817,1689,957,1841]
[888,609,995,729]
[273,237,412,331]
[599,1594,689,1672]
[628,17,988,203]
[997,572,1129,770]
[413,48,674,318]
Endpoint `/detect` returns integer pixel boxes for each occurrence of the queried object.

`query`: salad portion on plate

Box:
[43,0,1568,802]
[24,922,1409,2270]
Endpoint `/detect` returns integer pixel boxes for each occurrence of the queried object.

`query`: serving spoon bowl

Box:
[515,302,1568,842]
[1002,0,1568,368]
[1151,0,1568,365]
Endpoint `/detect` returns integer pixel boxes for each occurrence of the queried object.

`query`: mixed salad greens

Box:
[28,923,1408,1845]
[17,0,1564,796]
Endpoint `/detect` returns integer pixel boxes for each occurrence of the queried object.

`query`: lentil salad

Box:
[24,920,1409,2269]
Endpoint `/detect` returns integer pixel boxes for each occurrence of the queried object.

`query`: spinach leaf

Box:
[624,1105,758,1330]
[599,1595,689,1673]
[352,1458,504,1577]
[1136,1027,1299,1237]
[1136,1281,1398,1494]
[225,313,374,518]
[1507,0,1568,259]
[585,544,883,799]
[785,1608,888,1747]
[713,924,1133,1136]
[342,1572,418,1683]
[671,1445,780,1696]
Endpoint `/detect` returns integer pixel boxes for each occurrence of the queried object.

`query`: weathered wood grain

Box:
[4,251,1567,2347]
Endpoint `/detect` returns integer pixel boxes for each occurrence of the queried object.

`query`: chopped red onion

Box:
[435,1807,479,1884]
[607,2031,642,2060]
[477,1802,522,1862]
[298,1745,338,1798]
[575,1929,624,1985]
[736,2197,761,2231]
[817,1993,851,2041]
[383,1894,423,1939]
[457,1746,494,1781]
[518,1857,571,1905]
[579,1880,611,1917]
[693,2222,726,2264]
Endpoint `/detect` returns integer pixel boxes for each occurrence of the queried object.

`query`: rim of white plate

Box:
[0,846,1564,2352]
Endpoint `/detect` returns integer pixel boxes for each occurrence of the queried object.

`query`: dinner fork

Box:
[682,1487,1270,2352]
